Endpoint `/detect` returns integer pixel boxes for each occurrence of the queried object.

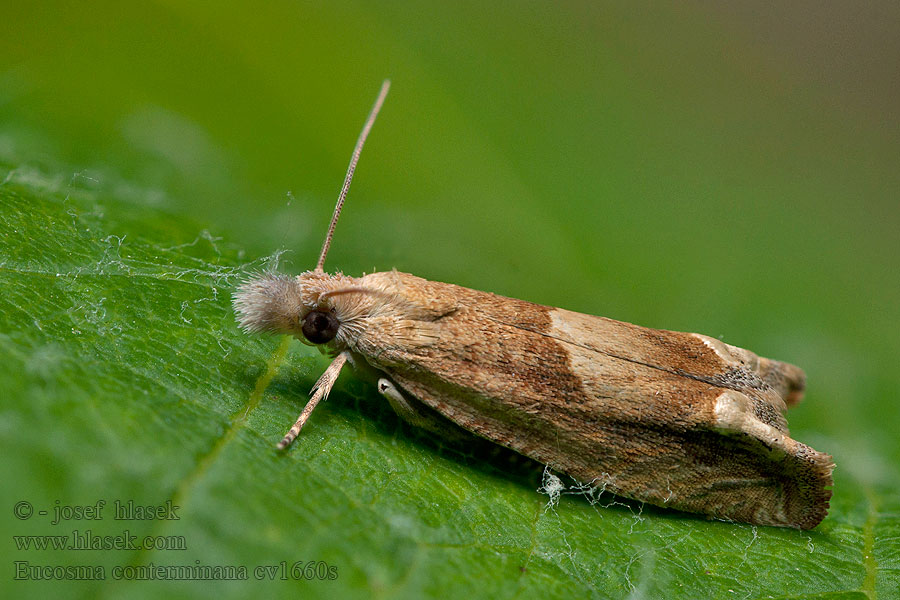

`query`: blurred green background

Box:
[1,2,898,598]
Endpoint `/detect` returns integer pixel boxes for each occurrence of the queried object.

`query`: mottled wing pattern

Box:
[352,272,833,529]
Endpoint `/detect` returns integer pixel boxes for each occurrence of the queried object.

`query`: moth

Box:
[234,80,834,529]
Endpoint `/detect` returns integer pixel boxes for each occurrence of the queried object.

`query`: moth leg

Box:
[377,377,445,433]
[277,351,349,450]
[377,377,473,443]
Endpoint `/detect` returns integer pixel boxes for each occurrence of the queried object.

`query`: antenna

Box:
[314,79,391,272]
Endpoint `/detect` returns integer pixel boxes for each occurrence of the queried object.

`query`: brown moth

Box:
[234,80,834,529]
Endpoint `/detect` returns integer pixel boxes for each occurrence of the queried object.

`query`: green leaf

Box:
[2,3,898,599]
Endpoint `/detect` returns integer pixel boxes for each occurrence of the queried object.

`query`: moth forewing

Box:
[232,82,833,529]
[338,272,833,529]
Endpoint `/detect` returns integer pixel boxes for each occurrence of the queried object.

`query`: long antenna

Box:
[314,79,391,272]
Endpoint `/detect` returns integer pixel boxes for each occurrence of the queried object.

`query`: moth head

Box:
[233,271,363,347]
[233,272,305,336]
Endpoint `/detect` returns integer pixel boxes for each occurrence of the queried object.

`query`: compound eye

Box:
[301,310,340,344]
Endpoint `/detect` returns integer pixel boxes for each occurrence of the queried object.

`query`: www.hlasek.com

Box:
[14,530,186,551]
[14,561,339,581]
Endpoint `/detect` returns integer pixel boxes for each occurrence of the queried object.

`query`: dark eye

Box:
[301,310,339,344]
